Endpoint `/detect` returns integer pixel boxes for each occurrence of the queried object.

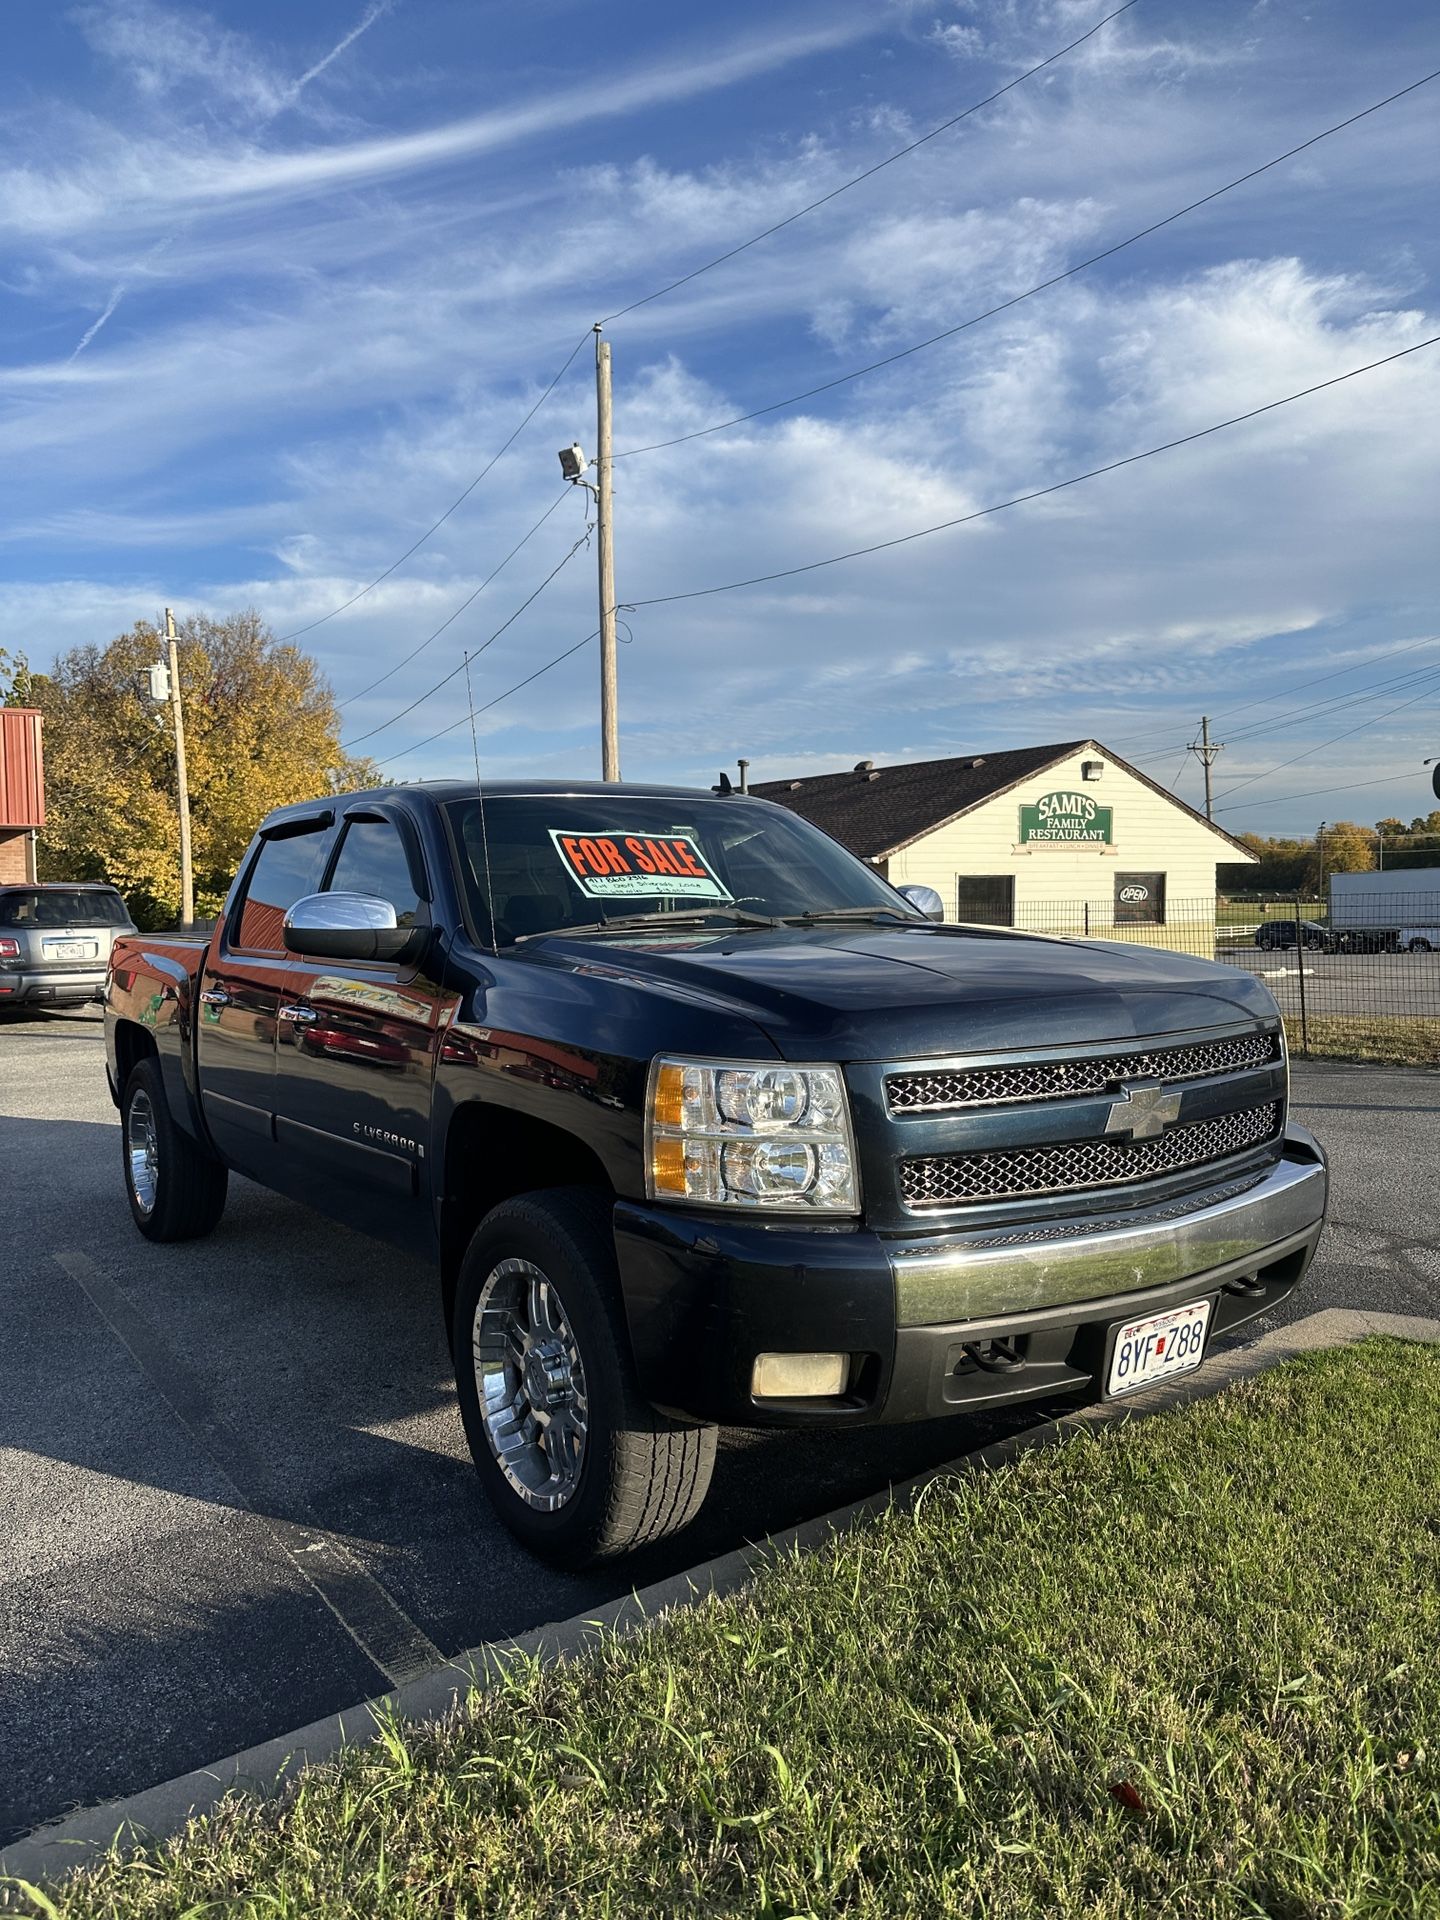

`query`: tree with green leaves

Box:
[1,612,380,927]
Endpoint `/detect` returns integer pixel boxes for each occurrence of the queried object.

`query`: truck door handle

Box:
[199,988,231,1007]
[279,1005,319,1025]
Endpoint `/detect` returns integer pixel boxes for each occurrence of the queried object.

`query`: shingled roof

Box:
[752,740,1257,860]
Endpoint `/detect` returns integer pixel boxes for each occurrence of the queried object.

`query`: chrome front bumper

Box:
[890,1125,1327,1327]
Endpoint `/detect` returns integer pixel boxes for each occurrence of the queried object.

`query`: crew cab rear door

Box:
[269,805,451,1248]
[195,811,336,1178]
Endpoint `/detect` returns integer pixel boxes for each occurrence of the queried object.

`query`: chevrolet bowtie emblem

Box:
[1103,1083,1183,1141]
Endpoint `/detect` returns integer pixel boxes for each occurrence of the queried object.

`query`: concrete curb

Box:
[4,1306,1436,1893]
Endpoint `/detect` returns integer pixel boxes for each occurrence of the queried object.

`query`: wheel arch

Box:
[112,1015,206,1143]
[438,1101,616,1332]
[112,1016,158,1095]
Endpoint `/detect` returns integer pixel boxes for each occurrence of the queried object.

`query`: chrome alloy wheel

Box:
[125,1087,159,1217]
[473,1258,589,1511]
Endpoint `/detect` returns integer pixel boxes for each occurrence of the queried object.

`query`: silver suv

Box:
[0,883,135,1013]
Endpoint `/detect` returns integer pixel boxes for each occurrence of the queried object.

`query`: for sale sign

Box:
[549,828,732,901]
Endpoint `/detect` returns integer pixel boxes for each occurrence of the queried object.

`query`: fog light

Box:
[751,1352,848,1399]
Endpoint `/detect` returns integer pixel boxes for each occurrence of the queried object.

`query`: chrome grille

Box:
[887,1031,1279,1113]
[899,1102,1282,1209]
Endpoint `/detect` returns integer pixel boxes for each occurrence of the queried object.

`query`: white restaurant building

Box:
[754,739,1256,942]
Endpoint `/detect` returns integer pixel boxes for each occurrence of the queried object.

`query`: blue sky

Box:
[1,0,1437,836]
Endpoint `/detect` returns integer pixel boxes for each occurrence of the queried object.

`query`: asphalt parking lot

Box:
[2,1008,1437,1845]
[1226,946,1440,1019]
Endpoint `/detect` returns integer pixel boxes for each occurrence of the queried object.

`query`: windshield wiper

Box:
[516,907,783,942]
[783,906,923,926]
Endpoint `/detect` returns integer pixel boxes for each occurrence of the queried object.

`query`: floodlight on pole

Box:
[558,442,594,492]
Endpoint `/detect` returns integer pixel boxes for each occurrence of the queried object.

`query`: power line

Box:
[624,336,1440,608]
[282,11,1139,665]
[381,630,600,764]
[277,331,591,644]
[342,527,592,750]
[1105,632,1440,753]
[614,69,1440,459]
[598,1,1140,326]
[338,490,572,709]
[1212,680,1440,805]
[1218,662,1440,748]
[1137,657,1440,761]
[1213,771,1410,814]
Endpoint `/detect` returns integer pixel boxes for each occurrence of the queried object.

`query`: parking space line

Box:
[51,1247,443,1689]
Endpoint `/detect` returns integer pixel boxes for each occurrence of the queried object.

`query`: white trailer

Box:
[1329,868,1440,950]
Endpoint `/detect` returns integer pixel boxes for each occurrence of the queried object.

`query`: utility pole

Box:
[1188,715,1224,822]
[164,607,195,928]
[594,324,620,782]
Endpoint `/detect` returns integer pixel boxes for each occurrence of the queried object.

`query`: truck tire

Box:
[452,1188,717,1568]
[121,1057,228,1243]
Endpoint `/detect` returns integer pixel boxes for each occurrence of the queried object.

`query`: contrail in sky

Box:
[66,3,394,358]
[69,285,125,361]
[292,1,393,99]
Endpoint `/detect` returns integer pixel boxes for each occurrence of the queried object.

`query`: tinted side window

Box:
[234,828,332,952]
[326,819,423,929]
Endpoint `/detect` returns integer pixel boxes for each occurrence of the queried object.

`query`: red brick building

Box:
[0,708,44,884]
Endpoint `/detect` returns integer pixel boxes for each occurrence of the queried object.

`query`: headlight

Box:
[646,1057,860,1213]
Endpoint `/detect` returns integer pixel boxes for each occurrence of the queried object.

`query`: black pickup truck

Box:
[105,780,1327,1565]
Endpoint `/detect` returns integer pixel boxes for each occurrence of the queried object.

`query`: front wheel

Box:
[121,1058,228,1242]
[1409,938,1432,954]
[452,1189,716,1568]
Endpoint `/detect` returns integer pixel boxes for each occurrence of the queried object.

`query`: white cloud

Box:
[4,12,882,240]
[72,0,392,122]
[929,22,985,60]
[3,1,1437,835]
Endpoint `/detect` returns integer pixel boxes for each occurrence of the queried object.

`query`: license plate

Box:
[1107,1299,1212,1398]
[44,939,97,960]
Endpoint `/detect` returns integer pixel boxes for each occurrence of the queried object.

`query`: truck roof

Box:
[259,779,762,830]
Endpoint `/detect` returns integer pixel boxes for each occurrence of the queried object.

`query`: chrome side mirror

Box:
[282,892,425,964]
[898,884,945,922]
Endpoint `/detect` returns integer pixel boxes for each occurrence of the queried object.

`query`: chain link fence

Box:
[998,894,1440,1064]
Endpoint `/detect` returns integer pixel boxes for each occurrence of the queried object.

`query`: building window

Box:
[1115,873,1165,925]
[956,875,1014,927]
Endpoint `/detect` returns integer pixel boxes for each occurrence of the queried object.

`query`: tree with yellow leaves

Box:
[2,612,380,927]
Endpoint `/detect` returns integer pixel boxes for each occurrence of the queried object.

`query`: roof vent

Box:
[866,769,880,781]
[971,756,986,768]
[789,780,803,791]
[854,759,874,774]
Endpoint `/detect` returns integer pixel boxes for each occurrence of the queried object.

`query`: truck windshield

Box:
[444,795,915,947]
[0,888,131,928]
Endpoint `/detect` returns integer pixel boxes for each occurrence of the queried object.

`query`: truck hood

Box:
[526,924,1277,1060]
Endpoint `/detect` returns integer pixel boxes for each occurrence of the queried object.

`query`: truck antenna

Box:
[462,649,499,953]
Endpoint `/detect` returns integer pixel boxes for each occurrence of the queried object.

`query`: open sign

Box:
[1119,884,1149,904]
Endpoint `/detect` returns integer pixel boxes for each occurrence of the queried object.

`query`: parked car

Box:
[105,782,1328,1566]
[1255,918,1331,951]
[1399,927,1440,953]
[0,882,135,1012]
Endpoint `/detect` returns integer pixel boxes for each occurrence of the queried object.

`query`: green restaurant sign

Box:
[1019,790,1113,845]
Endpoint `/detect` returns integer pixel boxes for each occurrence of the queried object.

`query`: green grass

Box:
[10,1341,1440,1920]
[1286,1015,1440,1069]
